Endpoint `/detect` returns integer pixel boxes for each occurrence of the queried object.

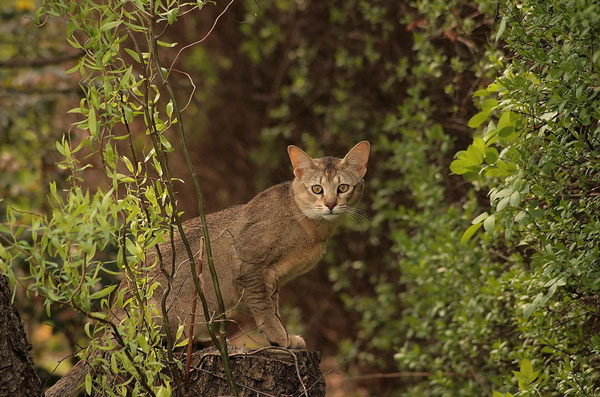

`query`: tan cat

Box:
[46,141,370,397]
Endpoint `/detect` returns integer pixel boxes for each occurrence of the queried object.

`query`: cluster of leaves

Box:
[1,0,237,395]
[451,1,600,395]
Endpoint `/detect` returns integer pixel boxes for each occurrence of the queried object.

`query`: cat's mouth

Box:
[321,212,340,220]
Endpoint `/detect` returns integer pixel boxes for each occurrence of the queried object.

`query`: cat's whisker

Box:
[344,207,371,226]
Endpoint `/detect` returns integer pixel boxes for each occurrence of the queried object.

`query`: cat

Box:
[46,141,370,396]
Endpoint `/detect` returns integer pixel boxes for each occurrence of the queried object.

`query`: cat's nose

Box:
[325,202,337,211]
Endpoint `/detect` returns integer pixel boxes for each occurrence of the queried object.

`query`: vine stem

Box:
[147,1,239,395]
[119,97,184,392]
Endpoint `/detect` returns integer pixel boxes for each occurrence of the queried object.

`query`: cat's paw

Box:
[267,334,306,349]
[287,334,306,349]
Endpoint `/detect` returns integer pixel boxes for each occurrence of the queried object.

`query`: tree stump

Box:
[0,275,43,397]
[187,346,326,396]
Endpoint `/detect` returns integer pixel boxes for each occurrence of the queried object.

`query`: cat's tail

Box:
[45,359,90,397]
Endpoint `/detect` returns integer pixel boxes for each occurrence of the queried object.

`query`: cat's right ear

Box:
[288,145,315,179]
[342,140,370,178]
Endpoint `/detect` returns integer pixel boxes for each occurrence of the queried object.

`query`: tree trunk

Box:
[187,346,326,396]
[0,275,43,396]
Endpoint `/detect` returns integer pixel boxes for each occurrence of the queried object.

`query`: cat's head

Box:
[288,141,370,221]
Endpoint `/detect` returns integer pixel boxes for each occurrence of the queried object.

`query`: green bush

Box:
[452,1,600,395]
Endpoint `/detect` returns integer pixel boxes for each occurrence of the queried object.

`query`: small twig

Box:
[185,237,204,383]
[168,68,196,112]
[302,356,348,395]
[167,0,235,76]
[69,252,87,304]
[42,345,87,389]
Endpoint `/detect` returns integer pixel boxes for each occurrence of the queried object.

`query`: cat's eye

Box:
[337,184,350,193]
[311,185,323,194]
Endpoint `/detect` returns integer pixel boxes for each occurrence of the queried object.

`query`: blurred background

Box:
[4,0,580,396]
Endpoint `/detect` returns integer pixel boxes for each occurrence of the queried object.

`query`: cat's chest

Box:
[272,242,327,287]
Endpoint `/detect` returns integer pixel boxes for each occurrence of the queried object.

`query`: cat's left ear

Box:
[288,145,316,179]
[342,141,370,178]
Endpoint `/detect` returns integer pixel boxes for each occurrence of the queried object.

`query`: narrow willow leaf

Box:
[461,223,482,244]
[124,48,141,63]
[100,20,121,31]
[495,16,507,42]
[166,100,173,118]
[157,40,178,48]
[90,285,117,300]
[85,373,92,394]
[88,107,97,137]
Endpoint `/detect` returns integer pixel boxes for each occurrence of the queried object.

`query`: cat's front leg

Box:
[269,286,306,349]
[237,271,306,349]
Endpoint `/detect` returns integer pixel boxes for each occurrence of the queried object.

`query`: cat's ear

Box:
[342,141,370,178]
[288,145,316,179]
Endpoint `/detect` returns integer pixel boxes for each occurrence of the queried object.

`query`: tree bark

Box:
[187,346,326,396]
[0,275,43,396]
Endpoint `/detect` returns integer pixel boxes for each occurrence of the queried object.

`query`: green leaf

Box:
[85,373,92,394]
[497,196,510,211]
[520,359,536,382]
[160,134,172,151]
[100,20,121,31]
[461,223,483,244]
[449,159,470,175]
[88,107,97,137]
[472,212,489,224]
[487,83,500,92]
[524,293,544,318]
[167,8,178,25]
[483,215,496,232]
[156,385,171,397]
[125,48,141,63]
[101,50,113,65]
[468,111,491,128]
[509,191,521,207]
[481,98,498,111]
[122,156,135,174]
[157,40,178,48]
[495,15,507,42]
[497,110,513,129]
[514,211,528,224]
[485,147,499,164]
[166,100,173,118]
[90,285,117,300]
[498,126,515,137]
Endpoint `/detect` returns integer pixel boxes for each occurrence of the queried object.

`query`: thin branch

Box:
[185,237,204,384]
[148,2,239,395]
[167,0,235,76]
